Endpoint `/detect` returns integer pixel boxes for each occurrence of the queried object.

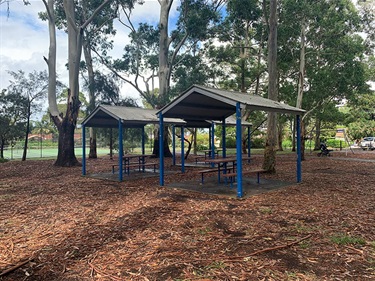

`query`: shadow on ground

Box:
[166,176,293,199]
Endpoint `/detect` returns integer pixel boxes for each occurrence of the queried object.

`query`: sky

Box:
[0,0,180,109]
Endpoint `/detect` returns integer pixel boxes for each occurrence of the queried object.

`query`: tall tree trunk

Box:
[53,89,81,166]
[109,128,113,160]
[241,110,251,153]
[277,120,283,151]
[314,118,321,150]
[83,41,97,159]
[193,128,197,155]
[43,0,60,118]
[263,0,278,173]
[51,0,83,166]
[43,0,111,166]
[291,118,296,151]
[158,0,172,103]
[154,0,174,157]
[301,121,306,161]
[22,103,31,161]
[296,20,306,160]
[152,126,173,157]
[0,138,4,159]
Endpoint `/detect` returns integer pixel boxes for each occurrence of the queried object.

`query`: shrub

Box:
[252,138,265,148]
[0,158,9,163]
[326,139,349,148]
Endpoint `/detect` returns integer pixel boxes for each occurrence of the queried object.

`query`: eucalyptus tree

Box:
[0,89,28,159]
[7,70,51,161]
[277,0,370,157]
[157,0,224,104]
[345,93,375,139]
[41,0,130,166]
[262,0,278,172]
[41,0,133,159]
[96,0,224,156]
[209,0,263,92]
[205,0,266,153]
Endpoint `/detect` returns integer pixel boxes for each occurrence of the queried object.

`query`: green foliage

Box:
[195,132,209,151]
[252,137,265,149]
[325,139,349,149]
[345,93,375,139]
[0,157,9,163]
[330,234,366,246]
[0,89,28,157]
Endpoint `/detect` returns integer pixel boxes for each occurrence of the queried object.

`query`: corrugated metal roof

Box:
[81,105,186,128]
[158,85,305,119]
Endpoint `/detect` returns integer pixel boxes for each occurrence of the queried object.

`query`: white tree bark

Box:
[263,0,278,172]
[42,0,60,120]
[158,0,173,106]
[296,19,306,109]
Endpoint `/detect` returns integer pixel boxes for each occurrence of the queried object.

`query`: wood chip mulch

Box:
[0,149,374,280]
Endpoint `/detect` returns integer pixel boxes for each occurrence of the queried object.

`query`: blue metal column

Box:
[159,113,164,186]
[222,119,226,158]
[172,126,176,166]
[211,122,215,167]
[118,120,123,182]
[82,125,86,175]
[296,115,302,182]
[236,103,243,198]
[209,127,212,151]
[211,122,215,159]
[247,126,251,162]
[181,127,185,173]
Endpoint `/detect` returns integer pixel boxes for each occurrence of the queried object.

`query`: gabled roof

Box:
[158,85,305,120]
[81,105,186,128]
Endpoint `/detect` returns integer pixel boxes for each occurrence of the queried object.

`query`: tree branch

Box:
[81,0,113,30]
[91,48,146,100]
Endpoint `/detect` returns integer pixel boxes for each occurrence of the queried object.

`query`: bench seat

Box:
[196,167,234,184]
[224,169,266,187]
[112,162,158,174]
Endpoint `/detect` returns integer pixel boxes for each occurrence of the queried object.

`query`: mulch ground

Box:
[0,149,374,281]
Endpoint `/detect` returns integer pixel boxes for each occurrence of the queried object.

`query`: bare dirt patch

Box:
[0,150,374,280]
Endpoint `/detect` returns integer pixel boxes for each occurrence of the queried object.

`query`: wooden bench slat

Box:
[196,167,235,184]
[112,162,158,174]
[223,169,266,186]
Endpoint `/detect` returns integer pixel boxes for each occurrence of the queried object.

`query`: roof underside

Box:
[159,85,305,120]
[81,105,252,129]
[81,105,185,128]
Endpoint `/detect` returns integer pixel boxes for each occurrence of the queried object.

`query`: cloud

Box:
[0,1,69,89]
[1,1,182,111]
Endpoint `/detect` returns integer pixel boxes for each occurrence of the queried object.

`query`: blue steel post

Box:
[236,103,243,198]
[159,113,164,186]
[222,119,226,158]
[247,126,251,162]
[172,126,176,166]
[118,120,123,182]
[209,127,212,151]
[296,115,302,182]
[181,127,185,173]
[211,122,215,168]
[82,125,86,175]
[211,123,215,159]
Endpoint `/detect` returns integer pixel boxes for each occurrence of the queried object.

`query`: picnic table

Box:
[112,154,157,174]
[201,149,222,159]
[198,156,258,185]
